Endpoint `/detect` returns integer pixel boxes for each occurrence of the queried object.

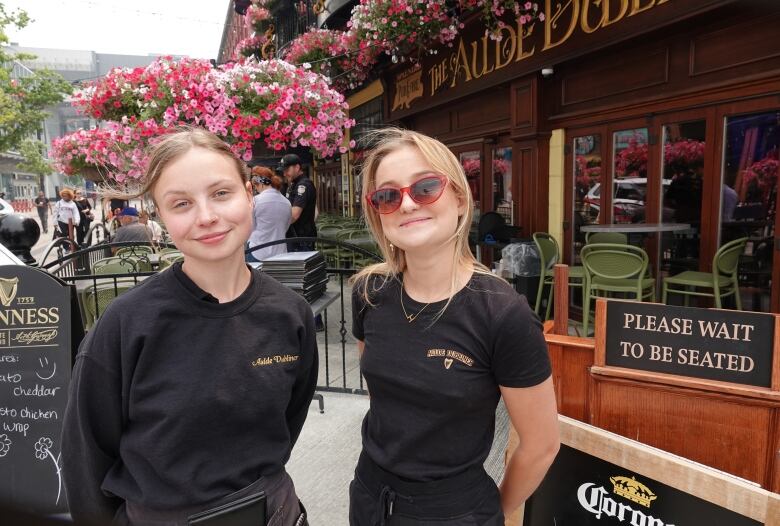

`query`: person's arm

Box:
[499,377,559,514]
[285,303,319,447]
[62,322,125,523]
[289,183,309,224]
[491,294,559,515]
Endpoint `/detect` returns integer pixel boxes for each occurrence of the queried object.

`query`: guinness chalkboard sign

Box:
[605,301,774,388]
[524,445,761,526]
[0,266,81,515]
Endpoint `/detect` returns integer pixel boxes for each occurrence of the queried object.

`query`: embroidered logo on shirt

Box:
[252,354,299,367]
[426,348,474,369]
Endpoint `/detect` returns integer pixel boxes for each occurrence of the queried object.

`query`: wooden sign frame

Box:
[593,298,780,395]
[557,416,780,525]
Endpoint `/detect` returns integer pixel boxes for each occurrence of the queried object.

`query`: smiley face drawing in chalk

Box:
[36,356,56,381]
[0,434,11,457]
[35,437,62,505]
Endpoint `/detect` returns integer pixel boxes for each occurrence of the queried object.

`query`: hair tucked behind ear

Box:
[350,127,498,314]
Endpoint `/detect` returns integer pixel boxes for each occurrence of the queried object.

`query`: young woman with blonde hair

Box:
[62,127,317,526]
[350,128,559,525]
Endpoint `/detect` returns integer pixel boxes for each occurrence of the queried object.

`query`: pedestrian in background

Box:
[282,154,317,251]
[53,188,80,248]
[34,190,52,234]
[349,129,559,525]
[74,189,93,246]
[247,165,291,262]
[139,209,164,244]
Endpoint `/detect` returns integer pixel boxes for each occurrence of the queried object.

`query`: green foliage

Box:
[16,138,51,176]
[0,3,72,152]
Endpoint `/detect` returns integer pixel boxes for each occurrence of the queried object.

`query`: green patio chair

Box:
[581,243,655,335]
[158,246,180,255]
[347,230,380,269]
[532,232,584,321]
[93,257,136,274]
[662,237,747,309]
[586,231,628,245]
[159,252,184,270]
[116,245,154,257]
[82,282,136,330]
[121,254,153,273]
[316,225,342,267]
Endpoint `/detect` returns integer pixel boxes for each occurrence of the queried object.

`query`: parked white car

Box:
[583,178,670,223]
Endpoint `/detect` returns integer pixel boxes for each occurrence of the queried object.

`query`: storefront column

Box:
[548,129,565,247]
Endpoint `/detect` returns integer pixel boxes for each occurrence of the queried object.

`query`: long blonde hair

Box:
[351,128,496,311]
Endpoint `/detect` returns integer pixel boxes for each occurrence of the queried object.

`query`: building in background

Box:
[8,46,164,199]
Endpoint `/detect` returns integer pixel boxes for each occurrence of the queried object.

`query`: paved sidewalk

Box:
[288,393,509,525]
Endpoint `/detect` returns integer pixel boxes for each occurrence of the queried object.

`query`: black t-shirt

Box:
[352,273,551,481]
[62,264,318,523]
[286,175,317,237]
[34,196,48,208]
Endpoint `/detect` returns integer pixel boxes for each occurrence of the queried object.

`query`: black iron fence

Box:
[38,238,381,394]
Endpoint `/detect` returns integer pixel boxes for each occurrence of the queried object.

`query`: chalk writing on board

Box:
[0,265,77,515]
[36,357,56,380]
[0,433,11,457]
[34,437,62,505]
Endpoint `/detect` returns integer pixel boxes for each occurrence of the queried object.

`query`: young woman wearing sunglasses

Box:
[349,129,560,525]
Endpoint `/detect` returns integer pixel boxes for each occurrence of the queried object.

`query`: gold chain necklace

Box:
[400,285,432,323]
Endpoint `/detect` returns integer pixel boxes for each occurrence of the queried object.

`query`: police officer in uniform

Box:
[282,154,317,252]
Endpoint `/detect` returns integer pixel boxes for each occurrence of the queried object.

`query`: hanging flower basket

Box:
[80,165,105,183]
[51,57,355,184]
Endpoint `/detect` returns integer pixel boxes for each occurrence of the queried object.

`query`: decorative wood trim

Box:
[773,315,780,392]
[544,333,596,350]
[561,48,669,107]
[594,298,607,366]
[548,75,780,129]
[590,365,780,403]
[688,12,780,77]
[559,416,780,524]
[552,268,569,336]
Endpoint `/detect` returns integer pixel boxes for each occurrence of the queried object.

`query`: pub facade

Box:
[382,0,780,313]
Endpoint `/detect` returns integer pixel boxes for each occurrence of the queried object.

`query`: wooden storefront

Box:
[384,0,780,312]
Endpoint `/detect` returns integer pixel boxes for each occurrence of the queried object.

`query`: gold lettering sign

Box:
[393,0,672,112]
[392,65,424,111]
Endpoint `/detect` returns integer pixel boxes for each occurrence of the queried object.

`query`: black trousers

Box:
[37,209,48,232]
[349,452,504,526]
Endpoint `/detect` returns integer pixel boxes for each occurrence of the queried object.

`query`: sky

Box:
[4,0,229,59]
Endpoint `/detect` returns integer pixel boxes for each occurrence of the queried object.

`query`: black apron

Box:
[114,469,306,526]
[349,452,504,526]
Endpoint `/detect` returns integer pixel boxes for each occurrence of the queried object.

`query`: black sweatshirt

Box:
[62,264,318,523]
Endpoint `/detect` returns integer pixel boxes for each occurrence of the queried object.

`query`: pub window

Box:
[719,110,779,312]
[492,147,513,224]
[350,96,384,149]
[612,128,649,224]
[459,150,482,226]
[659,120,706,276]
[573,134,602,263]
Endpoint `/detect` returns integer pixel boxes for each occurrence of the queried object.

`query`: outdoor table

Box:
[580,222,691,234]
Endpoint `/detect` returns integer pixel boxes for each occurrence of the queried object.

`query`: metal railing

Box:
[39,238,381,394]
